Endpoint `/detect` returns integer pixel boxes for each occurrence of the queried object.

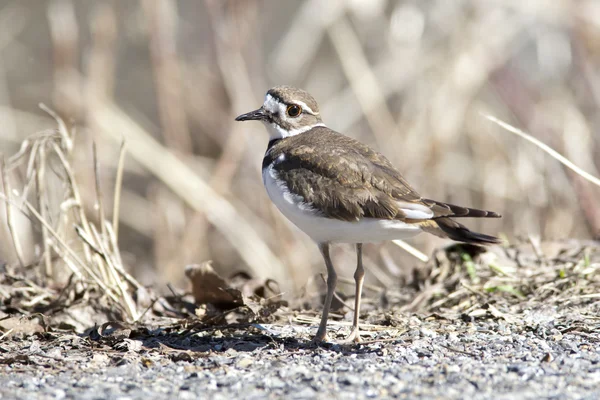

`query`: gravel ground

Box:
[2,241,599,399]
[1,311,599,400]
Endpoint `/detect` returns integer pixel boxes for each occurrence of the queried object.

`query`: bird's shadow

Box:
[132,329,383,357]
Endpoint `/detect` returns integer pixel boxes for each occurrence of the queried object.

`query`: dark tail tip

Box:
[436,217,502,245]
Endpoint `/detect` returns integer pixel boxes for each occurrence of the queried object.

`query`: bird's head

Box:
[235,86,325,140]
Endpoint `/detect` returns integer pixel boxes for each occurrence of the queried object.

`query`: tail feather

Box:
[424,199,501,219]
[434,217,501,245]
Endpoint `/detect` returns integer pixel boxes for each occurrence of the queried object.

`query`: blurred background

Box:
[0,0,599,296]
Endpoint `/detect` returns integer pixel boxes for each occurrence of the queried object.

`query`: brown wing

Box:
[267,127,500,222]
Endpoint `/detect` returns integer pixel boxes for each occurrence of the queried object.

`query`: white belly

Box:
[262,166,423,244]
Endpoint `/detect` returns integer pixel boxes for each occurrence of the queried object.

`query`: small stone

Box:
[267,377,286,389]
[444,364,460,373]
[542,353,554,363]
[447,333,459,342]
[338,375,361,386]
[236,358,253,369]
[292,387,316,399]
[420,328,437,338]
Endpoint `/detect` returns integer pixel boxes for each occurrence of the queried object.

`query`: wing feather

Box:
[267,127,500,222]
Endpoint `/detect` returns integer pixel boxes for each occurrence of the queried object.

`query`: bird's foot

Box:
[310,330,332,346]
[338,327,362,344]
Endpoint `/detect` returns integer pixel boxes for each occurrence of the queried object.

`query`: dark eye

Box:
[287,104,302,117]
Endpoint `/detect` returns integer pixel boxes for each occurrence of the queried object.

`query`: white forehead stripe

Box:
[263,94,280,114]
[263,94,319,115]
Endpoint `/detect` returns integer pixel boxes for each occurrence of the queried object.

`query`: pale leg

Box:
[345,243,364,343]
[313,243,337,343]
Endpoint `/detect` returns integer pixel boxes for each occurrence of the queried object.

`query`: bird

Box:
[235,86,501,344]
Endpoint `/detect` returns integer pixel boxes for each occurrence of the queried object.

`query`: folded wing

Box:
[269,128,500,226]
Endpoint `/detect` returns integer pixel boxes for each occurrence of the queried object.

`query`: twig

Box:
[133,296,159,324]
[16,139,41,204]
[527,235,545,265]
[112,140,126,241]
[360,337,407,345]
[293,315,389,331]
[38,104,72,153]
[34,146,53,277]
[1,156,25,268]
[104,221,142,290]
[0,329,14,341]
[436,343,482,358]
[392,240,430,263]
[482,114,600,188]
[92,142,107,240]
[89,223,138,321]
[50,141,94,265]
[47,241,83,281]
[22,199,120,303]
[74,225,104,258]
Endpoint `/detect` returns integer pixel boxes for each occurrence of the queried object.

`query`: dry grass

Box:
[0,1,599,300]
[0,106,142,322]
[411,241,600,318]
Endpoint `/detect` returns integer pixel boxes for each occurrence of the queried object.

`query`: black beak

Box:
[235,107,266,122]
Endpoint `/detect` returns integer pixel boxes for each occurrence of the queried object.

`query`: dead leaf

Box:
[228,271,283,300]
[185,262,286,306]
[185,261,287,324]
[0,316,45,337]
[185,262,241,308]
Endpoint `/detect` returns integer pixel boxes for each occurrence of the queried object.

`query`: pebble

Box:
[0,317,598,400]
[236,358,253,369]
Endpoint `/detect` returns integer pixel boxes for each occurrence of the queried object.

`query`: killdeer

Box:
[236,86,501,344]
